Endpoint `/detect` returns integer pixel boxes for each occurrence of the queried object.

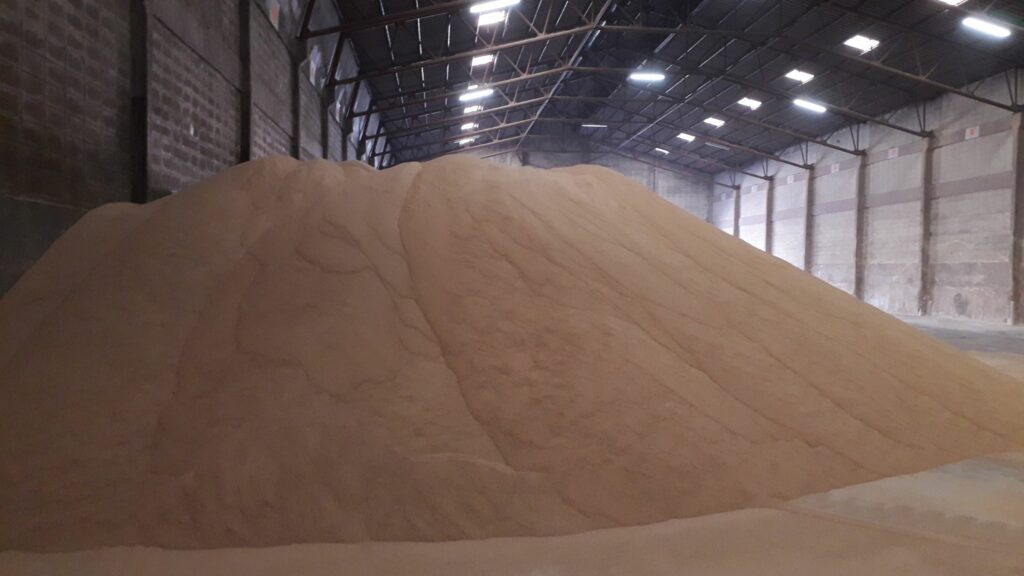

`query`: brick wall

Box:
[0,0,132,292]
[298,76,321,160]
[1,0,380,295]
[252,107,291,158]
[148,19,240,196]
[250,3,293,157]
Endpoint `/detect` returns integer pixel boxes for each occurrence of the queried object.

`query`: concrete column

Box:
[291,53,301,159]
[129,0,148,203]
[238,0,252,163]
[764,177,775,255]
[803,166,815,272]
[918,135,936,316]
[853,155,867,300]
[732,187,741,238]
[1011,113,1024,323]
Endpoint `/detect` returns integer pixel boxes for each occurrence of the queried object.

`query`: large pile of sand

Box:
[1,156,1022,552]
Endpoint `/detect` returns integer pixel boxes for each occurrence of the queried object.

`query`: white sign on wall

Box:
[965,125,980,140]
[830,162,840,174]
[887,147,899,160]
[786,174,795,185]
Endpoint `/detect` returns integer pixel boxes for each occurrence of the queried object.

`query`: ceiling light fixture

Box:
[464,105,483,114]
[785,69,814,83]
[737,97,762,110]
[469,0,520,13]
[935,0,968,5]
[793,98,828,113]
[457,137,477,145]
[477,10,506,26]
[471,54,495,67]
[581,123,607,128]
[962,16,1012,38]
[676,132,696,142]
[461,122,478,131]
[705,142,730,150]
[703,117,725,128]
[628,71,666,82]
[843,34,880,53]
[459,87,494,102]
[654,147,670,155]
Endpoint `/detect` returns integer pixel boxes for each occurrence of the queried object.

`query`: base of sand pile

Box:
[4,452,1022,575]
[972,352,1024,381]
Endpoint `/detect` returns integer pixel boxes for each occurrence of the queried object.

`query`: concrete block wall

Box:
[715,70,1024,324]
[250,1,294,159]
[772,170,809,270]
[148,1,241,197]
[1,0,391,294]
[930,119,1016,320]
[738,183,768,252]
[710,189,736,234]
[0,0,132,292]
[810,157,860,294]
[862,139,927,315]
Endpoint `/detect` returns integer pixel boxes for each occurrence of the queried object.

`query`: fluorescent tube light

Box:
[628,71,665,82]
[962,16,1011,38]
[676,132,696,142]
[737,97,762,110]
[654,147,670,155]
[469,0,519,13]
[703,117,725,128]
[581,123,607,128]
[785,69,814,83]
[477,10,506,26]
[705,142,729,150]
[471,54,495,67]
[793,98,827,113]
[461,122,478,131]
[935,0,967,5]
[843,34,880,53]
[457,137,476,145]
[459,87,494,102]
[464,105,483,114]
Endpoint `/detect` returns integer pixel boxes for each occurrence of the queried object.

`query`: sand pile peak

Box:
[1,155,1022,551]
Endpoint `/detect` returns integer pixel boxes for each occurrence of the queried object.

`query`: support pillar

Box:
[321,91,331,160]
[239,0,252,162]
[853,155,867,300]
[918,135,936,316]
[129,0,148,203]
[764,177,775,256]
[803,166,815,272]
[1011,113,1024,323]
[732,186,741,238]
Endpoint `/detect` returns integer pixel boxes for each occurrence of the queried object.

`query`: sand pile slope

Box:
[1,155,1022,551]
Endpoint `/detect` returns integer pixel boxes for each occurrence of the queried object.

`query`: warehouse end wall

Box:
[713,71,1024,324]
[1,0,388,293]
[473,147,712,221]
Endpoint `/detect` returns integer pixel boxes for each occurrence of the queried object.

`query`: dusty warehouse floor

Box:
[904,317,1024,381]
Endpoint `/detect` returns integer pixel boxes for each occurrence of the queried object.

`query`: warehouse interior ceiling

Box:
[298,0,1024,176]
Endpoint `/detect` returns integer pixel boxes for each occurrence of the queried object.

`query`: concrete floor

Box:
[901,316,1024,355]
[901,316,1024,380]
